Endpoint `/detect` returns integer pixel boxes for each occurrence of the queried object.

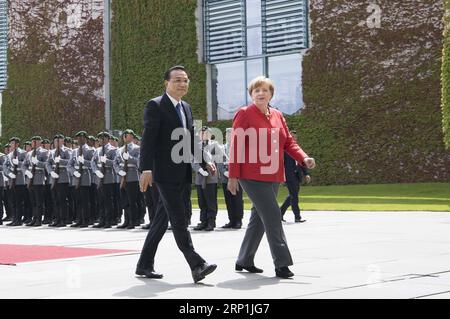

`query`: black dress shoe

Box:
[2,216,11,222]
[42,219,51,225]
[49,221,58,227]
[193,223,207,231]
[295,217,306,223]
[93,223,105,228]
[135,268,163,279]
[221,222,233,229]
[70,222,81,228]
[204,224,215,231]
[275,266,294,278]
[192,263,217,283]
[141,224,151,230]
[103,224,112,229]
[32,221,42,227]
[25,219,36,226]
[79,224,89,228]
[117,223,128,229]
[126,224,135,229]
[55,223,66,227]
[232,221,242,229]
[235,264,263,273]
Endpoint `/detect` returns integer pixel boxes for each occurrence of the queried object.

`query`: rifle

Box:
[97,143,106,189]
[9,148,18,190]
[27,145,37,189]
[75,143,83,189]
[119,142,128,190]
[51,139,61,190]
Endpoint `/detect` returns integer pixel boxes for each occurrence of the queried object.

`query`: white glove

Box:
[74,165,79,170]
[8,172,16,179]
[31,156,38,165]
[25,170,33,179]
[118,170,126,177]
[12,158,19,165]
[198,167,209,177]
[73,171,81,178]
[50,171,59,179]
[4,177,8,182]
[100,155,107,163]
[95,170,104,179]
[54,156,61,163]
[122,152,130,160]
[77,156,84,164]
[223,171,229,178]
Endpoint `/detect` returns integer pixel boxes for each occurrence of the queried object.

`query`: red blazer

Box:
[228,104,309,183]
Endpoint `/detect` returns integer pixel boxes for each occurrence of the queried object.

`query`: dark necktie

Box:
[175,102,185,128]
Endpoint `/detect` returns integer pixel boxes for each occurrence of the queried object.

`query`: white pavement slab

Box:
[1,210,450,299]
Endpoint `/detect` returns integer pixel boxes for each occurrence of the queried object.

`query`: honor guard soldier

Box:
[114,129,141,229]
[91,132,117,228]
[68,131,95,227]
[2,143,12,223]
[0,148,9,225]
[218,128,243,229]
[4,137,28,226]
[46,134,72,227]
[87,135,99,224]
[64,136,76,224]
[192,126,219,231]
[41,138,53,224]
[111,136,122,225]
[23,136,49,226]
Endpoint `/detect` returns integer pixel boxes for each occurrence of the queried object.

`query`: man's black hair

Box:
[164,65,188,81]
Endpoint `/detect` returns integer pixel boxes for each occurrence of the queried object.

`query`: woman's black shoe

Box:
[275,267,294,278]
[235,264,263,273]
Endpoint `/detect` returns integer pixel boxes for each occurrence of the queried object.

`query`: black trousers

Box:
[68,186,76,223]
[43,184,53,222]
[125,181,140,225]
[143,185,159,223]
[29,185,45,222]
[98,183,115,224]
[113,183,121,223]
[12,185,27,223]
[53,183,69,224]
[23,186,32,221]
[3,188,11,219]
[137,182,205,271]
[196,184,218,223]
[0,186,4,222]
[280,179,301,218]
[222,182,244,224]
[75,186,91,225]
[89,184,98,222]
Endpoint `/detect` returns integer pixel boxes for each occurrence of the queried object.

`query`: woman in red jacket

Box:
[228,76,316,278]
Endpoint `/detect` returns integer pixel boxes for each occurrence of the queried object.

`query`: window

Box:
[203,0,309,119]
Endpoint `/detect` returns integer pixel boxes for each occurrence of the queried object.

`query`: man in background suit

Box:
[136,65,217,283]
[280,130,311,223]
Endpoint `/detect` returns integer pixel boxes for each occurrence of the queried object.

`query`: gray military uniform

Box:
[46,146,72,185]
[113,142,140,183]
[24,147,49,186]
[0,153,9,188]
[68,144,95,187]
[4,148,27,186]
[91,143,117,185]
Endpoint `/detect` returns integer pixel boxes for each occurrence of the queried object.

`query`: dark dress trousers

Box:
[137,93,205,271]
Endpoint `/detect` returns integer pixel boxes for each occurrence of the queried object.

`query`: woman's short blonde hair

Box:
[248,76,275,97]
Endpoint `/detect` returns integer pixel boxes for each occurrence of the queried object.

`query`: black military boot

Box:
[193,221,207,231]
[204,219,215,231]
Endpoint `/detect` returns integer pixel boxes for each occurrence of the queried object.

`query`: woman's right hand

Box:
[227,177,239,195]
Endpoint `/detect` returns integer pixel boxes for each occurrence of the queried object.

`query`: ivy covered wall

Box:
[1,0,105,144]
[110,0,206,134]
[443,0,450,149]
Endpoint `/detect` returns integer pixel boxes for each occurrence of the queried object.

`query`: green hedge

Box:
[111,0,206,134]
[443,0,450,149]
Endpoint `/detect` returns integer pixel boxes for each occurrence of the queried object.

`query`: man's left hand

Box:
[206,162,216,176]
[304,157,316,169]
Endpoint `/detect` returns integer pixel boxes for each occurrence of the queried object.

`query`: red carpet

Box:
[0,244,133,265]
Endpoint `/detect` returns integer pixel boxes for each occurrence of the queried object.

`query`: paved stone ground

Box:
[1,210,450,299]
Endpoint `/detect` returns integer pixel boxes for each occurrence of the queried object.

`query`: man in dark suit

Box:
[136,65,217,283]
[280,130,311,223]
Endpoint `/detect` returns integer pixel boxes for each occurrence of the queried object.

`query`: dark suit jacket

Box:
[284,152,310,183]
[139,93,194,184]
